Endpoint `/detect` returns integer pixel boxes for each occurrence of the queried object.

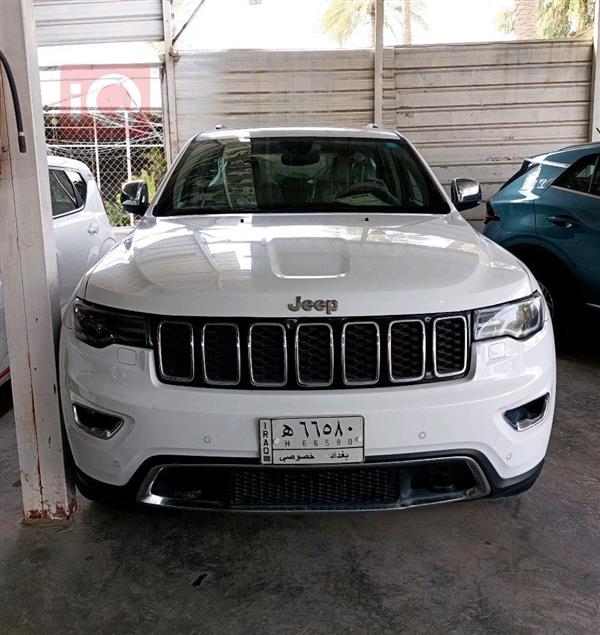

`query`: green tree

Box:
[321,0,427,46]
[135,147,167,201]
[497,0,595,39]
[105,148,167,227]
[538,0,595,37]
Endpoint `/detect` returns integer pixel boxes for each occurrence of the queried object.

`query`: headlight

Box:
[73,298,151,348]
[473,292,544,341]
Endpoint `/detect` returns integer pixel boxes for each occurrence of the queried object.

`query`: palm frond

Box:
[321,0,429,44]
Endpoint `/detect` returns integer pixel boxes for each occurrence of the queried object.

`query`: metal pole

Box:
[373,0,384,127]
[0,0,75,521]
[162,0,179,162]
[591,0,600,141]
[123,110,134,225]
[92,113,101,190]
[124,110,132,180]
[160,63,172,165]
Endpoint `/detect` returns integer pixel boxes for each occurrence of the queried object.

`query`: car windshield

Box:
[153,136,450,216]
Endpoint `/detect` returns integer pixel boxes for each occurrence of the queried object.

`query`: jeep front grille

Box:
[155,313,470,389]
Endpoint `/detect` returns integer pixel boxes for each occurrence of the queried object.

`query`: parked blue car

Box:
[483,142,600,335]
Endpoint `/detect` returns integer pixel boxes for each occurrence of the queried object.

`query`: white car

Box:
[0,156,115,385]
[60,127,556,511]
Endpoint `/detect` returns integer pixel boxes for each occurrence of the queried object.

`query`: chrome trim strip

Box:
[539,159,568,169]
[201,323,241,386]
[295,322,334,387]
[503,393,550,431]
[551,185,600,200]
[432,315,469,378]
[136,456,491,511]
[248,323,288,387]
[387,319,426,383]
[72,403,124,440]
[341,321,380,386]
[157,320,194,383]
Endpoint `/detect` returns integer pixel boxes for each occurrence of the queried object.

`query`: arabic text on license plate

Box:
[259,416,364,465]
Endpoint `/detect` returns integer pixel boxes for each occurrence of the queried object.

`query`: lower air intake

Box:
[138,458,490,511]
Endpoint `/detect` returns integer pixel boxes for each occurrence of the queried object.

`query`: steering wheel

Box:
[335,181,400,205]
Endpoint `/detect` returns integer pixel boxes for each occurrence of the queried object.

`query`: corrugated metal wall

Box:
[33,0,163,46]
[173,49,374,150]
[171,40,593,203]
[384,40,594,200]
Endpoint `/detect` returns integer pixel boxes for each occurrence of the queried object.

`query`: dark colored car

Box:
[484,142,600,334]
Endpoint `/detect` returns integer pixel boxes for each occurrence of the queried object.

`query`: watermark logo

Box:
[59,65,151,113]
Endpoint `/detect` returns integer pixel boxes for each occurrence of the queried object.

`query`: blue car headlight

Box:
[473,292,544,341]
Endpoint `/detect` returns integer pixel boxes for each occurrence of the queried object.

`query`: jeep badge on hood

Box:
[287,296,339,314]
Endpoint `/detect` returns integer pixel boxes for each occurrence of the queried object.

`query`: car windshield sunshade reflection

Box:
[153,136,450,216]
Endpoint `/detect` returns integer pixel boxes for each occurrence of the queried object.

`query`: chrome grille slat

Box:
[201,323,241,386]
[295,323,334,387]
[157,321,194,383]
[433,315,468,378]
[248,323,288,387]
[388,319,426,383]
[342,321,380,386]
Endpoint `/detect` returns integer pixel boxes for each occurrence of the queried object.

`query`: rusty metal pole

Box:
[0,0,76,521]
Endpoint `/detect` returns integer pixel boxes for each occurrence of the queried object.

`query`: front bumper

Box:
[73,451,545,512]
[60,319,555,508]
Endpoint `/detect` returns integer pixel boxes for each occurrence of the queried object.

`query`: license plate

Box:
[259,416,364,465]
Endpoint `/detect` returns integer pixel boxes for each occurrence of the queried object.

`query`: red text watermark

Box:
[59,65,152,112]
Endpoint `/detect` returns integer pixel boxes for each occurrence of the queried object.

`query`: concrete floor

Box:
[1,352,599,634]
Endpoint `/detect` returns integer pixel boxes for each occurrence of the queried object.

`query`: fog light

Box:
[72,403,124,439]
[503,394,549,431]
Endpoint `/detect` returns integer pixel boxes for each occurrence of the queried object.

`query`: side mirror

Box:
[451,178,482,212]
[121,180,149,216]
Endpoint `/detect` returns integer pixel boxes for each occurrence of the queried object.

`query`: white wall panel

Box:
[384,40,594,201]
[34,0,163,46]
[171,40,593,213]
[174,49,375,150]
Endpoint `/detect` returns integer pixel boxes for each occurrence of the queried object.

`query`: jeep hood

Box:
[83,212,533,316]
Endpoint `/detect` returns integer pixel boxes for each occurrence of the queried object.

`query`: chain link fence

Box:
[44,110,167,226]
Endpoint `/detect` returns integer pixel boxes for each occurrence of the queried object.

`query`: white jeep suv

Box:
[60,127,555,511]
